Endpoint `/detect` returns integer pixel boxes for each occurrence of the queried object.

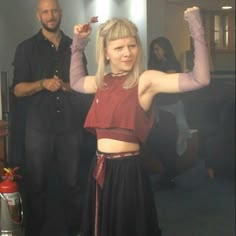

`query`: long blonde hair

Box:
[95,18,144,89]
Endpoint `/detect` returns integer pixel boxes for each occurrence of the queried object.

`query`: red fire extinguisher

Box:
[0,167,22,224]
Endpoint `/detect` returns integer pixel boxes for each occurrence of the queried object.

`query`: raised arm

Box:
[70,24,96,93]
[141,7,210,96]
[178,6,210,91]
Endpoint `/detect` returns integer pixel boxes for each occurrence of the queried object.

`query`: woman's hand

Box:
[73,24,92,38]
[184,6,199,14]
[73,16,98,38]
[184,6,201,22]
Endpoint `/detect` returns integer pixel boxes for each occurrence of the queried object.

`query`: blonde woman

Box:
[70,6,210,236]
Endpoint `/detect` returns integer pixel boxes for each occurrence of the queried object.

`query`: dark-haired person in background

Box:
[147,36,192,190]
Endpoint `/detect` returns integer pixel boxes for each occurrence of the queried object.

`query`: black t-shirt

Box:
[12,30,91,133]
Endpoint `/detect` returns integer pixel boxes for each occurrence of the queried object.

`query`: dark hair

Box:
[148,37,180,71]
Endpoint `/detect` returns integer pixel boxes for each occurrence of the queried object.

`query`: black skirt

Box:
[81,153,162,236]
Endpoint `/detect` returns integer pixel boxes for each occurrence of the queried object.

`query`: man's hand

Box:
[42,75,62,92]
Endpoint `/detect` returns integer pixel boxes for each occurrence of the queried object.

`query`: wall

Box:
[0,0,40,80]
[147,0,166,55]
[165,3,190,71]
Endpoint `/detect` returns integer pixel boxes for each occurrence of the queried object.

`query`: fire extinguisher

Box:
[0,167,23,235]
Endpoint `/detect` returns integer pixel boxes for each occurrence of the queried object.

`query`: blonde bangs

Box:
[106,19,138,42]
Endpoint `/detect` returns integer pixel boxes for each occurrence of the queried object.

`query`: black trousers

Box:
[147,110,178,179]
[23,128,83,236]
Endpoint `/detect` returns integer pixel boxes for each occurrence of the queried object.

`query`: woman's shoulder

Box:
[141,69,165,78]
[139,70,165,89]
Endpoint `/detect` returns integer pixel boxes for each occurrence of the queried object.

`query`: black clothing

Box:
[82,154,162,236]
[147,110,178,185]
[12,30,87,132]
[151,58,182,106]
[24,128,83,235]
[10,30,95,236]
[147,58,182,189]
[151,58,181,73]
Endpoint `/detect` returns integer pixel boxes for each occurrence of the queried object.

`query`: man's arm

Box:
[14,80,45,97]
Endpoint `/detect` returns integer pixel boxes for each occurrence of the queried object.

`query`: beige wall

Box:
[147,0,166,47]
[165,4,190,71]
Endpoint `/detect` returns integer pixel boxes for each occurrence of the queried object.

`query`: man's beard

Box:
[41,18,61,33]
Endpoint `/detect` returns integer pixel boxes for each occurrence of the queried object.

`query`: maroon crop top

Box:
[84,74,155,144]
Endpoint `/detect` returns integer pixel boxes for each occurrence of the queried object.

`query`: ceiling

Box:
[167,0,235,11]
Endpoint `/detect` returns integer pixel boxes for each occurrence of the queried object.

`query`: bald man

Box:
[10,0,93,235]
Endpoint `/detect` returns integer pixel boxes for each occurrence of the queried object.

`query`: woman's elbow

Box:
[203,74,211,87]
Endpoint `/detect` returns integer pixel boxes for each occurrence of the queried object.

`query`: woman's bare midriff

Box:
[97,138,140,153]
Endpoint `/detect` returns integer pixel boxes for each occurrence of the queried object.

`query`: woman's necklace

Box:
[111,71,129,77]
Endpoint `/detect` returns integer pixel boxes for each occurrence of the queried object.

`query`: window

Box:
[214,14,229,49]
[203,10,235,51]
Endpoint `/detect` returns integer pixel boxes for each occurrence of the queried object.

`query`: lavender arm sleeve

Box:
[70,34,89,91]
[179,9,210,92]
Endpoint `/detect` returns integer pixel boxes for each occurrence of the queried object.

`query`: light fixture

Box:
[221,6,232,9]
